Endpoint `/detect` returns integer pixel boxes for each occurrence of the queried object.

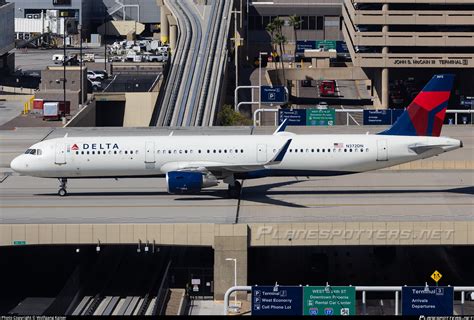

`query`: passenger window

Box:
[219,150,221,153]
[37,149,42,155]
[131,151,134,154]
[224,150,227,153]
[92,151,95,155]
[81,151,84,155]
[327,149,331,153]
[311,149,314,153]
[317,149,320,153]
[295,149,298,153]
[207,150,210,153]
[241,149,244,153]
[198,150,201,153]
[366,148,369,152]
[322,149,325,153]
[190,150,193,154]
[76,151,79,155]
[114,151,117,154]
[344,149,347,152]
[213,150,216,153]
[360,149,364,152]
[300,149,303,153]
[350,149,353,152]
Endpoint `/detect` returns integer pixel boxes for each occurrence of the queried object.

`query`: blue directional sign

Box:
[402,286,454,316]
[296,40,317,54]
[363,110,392,125]
[252,286,303,316]
[278,109,307,126]
[261,86,287,104]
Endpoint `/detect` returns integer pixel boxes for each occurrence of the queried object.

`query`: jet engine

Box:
[166,171,218,194]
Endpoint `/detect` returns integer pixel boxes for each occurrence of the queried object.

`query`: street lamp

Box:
[258,52,268,111]
[226,258,238,307]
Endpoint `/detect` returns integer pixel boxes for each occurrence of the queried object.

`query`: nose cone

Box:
[10,156,25,173]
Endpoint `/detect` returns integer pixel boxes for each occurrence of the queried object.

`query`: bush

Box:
[217,105,252,126]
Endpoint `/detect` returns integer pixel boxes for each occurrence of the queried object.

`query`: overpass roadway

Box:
[154,0,232,127]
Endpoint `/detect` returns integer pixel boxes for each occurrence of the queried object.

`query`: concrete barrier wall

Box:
[1,222,473,247]
[65,100,96,127]
[123,92,159,127]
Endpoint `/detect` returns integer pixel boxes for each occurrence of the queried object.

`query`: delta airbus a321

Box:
[10,74,462,198]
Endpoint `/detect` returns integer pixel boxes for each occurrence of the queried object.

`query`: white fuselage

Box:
[10,133,461,179]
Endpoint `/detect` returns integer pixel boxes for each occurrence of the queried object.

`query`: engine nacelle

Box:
[166,171,218,194]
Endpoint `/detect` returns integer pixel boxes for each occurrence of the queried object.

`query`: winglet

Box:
[273,118,288,135]
[268,139,292,164]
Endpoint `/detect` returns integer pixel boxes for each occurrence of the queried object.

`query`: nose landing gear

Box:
[58,178,68,197]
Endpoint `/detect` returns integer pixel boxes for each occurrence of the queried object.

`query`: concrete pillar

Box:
[170,24,178,52]
[213,225,248,300]
[381,67,389,109]
[160,6,169,44]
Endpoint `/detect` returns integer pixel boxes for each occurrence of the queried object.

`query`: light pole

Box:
[258,52,268,111]
[63,18,67,117]
[78,24,83,107]
[232,11,242,91]
[225,258,238,307]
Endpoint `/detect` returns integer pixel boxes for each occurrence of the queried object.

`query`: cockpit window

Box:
[24,149,42,155]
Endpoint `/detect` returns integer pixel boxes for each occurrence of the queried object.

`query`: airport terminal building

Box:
[342,0,474,108]
[247,0,474,109]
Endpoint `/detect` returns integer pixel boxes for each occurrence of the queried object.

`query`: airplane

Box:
[10,74,462,198]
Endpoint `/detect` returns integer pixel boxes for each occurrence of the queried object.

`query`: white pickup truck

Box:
[146,52,169,63]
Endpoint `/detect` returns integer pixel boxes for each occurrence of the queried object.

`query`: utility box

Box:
[43,101,70,120]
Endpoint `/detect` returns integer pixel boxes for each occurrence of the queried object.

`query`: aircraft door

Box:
[145,141,155,163]
[377,140,388,161]
[257,144,267,163]
[55,143,66,164]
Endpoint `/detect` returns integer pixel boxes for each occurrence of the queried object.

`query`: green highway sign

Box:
[307,109,336,126]
[303,286,356,316]
[316,40,337,51]
[13,240,27,245]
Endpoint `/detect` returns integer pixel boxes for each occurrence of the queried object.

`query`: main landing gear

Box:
[227,180,242,199]
[58,178,68,197]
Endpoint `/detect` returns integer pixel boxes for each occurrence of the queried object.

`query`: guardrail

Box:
[224,285,474,316]
[253,108,474,127]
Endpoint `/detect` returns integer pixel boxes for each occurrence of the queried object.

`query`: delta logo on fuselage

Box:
[71,143,120,150]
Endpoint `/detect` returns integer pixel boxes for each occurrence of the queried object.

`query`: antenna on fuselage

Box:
[64,133,68,138]
[169,131,174,136]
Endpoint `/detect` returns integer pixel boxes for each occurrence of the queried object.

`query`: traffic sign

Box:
[13,240,26,245]
[402,286,453,316]
[303,286,356,316]
[431,270,443,283]
[279,109,307,126]
[261,86,287,104]
[363,110,392,125]
[307,109,336,126]
[251,286,303,316]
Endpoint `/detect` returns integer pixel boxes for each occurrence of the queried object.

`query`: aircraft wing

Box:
[161,139,292,174]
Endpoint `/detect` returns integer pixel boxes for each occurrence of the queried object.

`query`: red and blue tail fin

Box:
[379,74,455,137]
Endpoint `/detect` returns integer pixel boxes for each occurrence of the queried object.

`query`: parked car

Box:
[316,101,329,109]
[88,79,102,92]
[87,70,105,81]
[92,70,108,79]
[147,52,169,63]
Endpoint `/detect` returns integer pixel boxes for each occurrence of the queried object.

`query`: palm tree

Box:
[272,33,287,85]
[288,15,302,61]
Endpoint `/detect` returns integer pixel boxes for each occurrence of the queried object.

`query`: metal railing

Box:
[224,285,474,315]
[253,108,474,127]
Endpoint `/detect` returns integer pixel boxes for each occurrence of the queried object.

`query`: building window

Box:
[309,16,316,30]
[317,16,324,30]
